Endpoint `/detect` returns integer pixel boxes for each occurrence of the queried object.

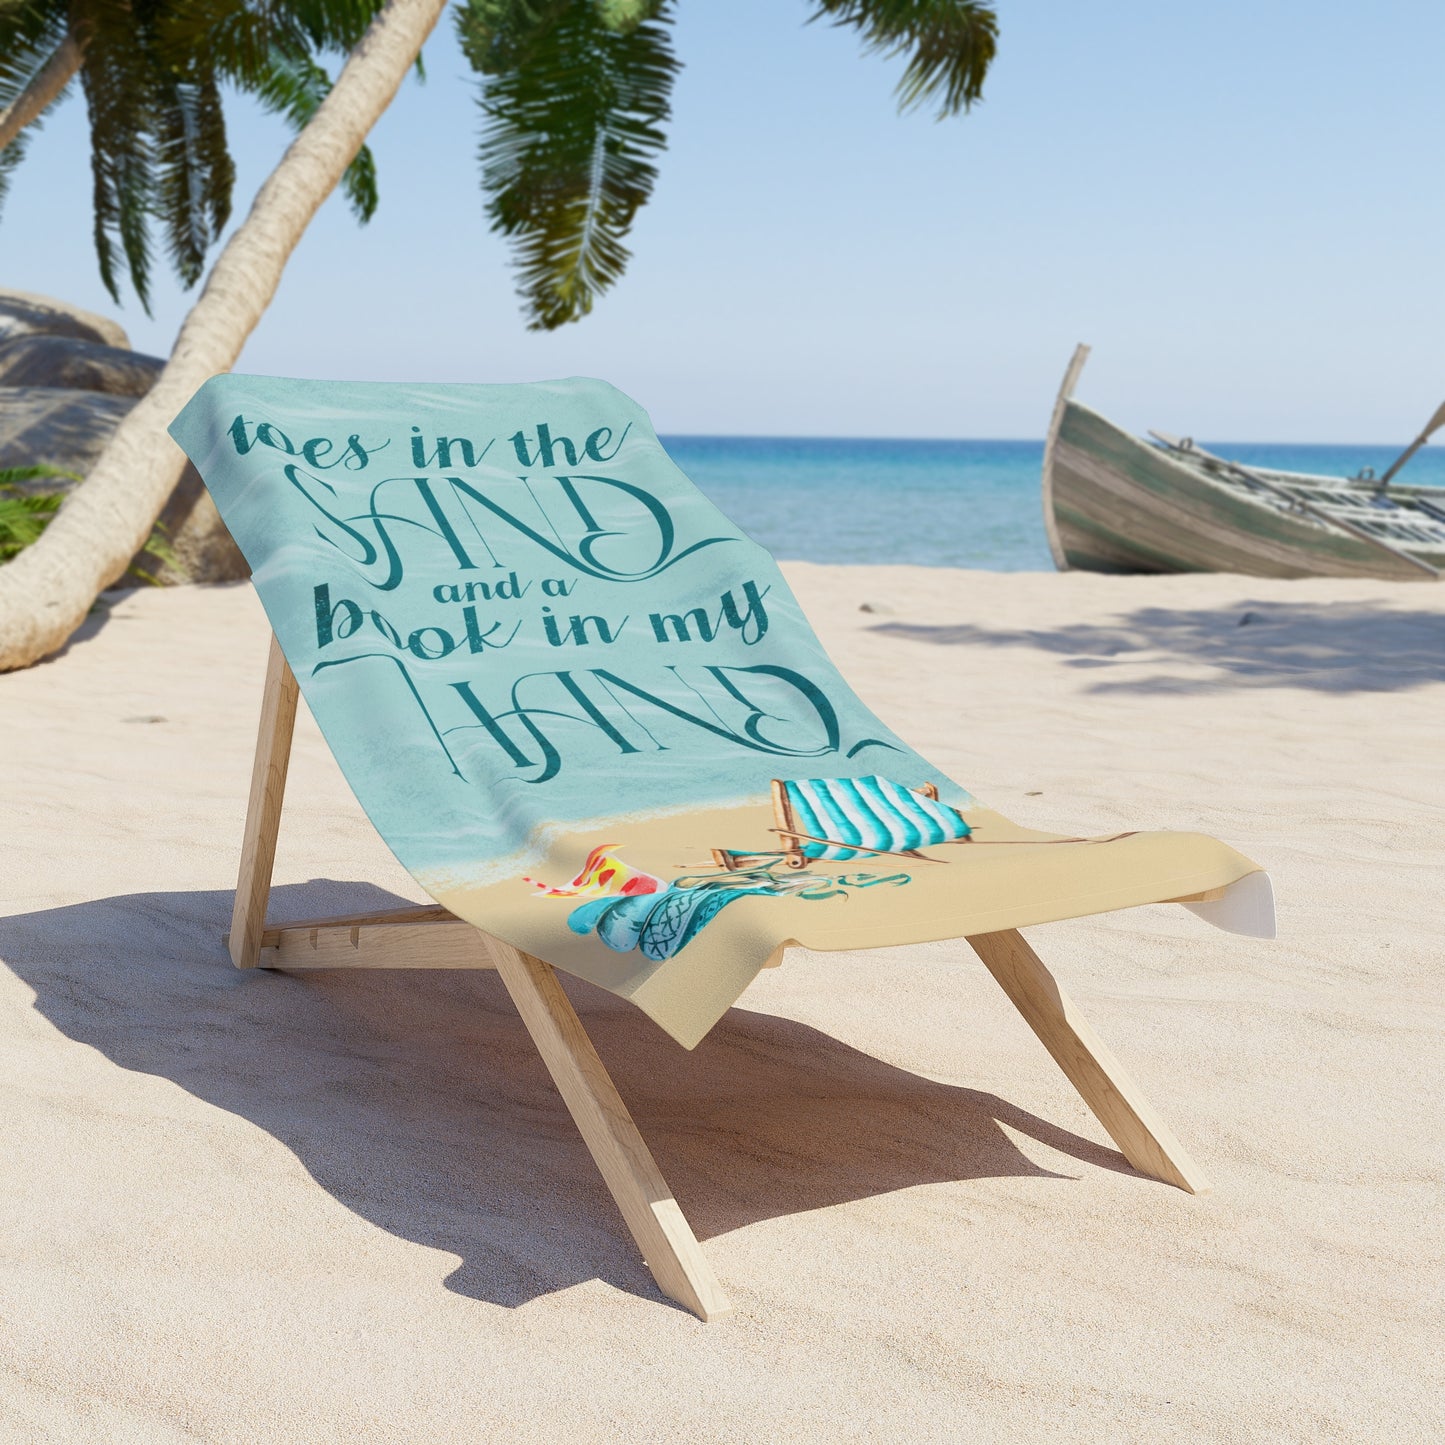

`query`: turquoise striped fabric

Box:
[783,776,972,861]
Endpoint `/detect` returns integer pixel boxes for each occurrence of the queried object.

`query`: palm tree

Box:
[0,0,997,670]
[0,0,387,308]
[463,0,997,329]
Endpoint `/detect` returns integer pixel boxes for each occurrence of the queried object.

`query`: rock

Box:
[0,334,163,397]
[0,287,130,350]
[0,292,247,584]
[858,601,895,615]
[0,386,134,479]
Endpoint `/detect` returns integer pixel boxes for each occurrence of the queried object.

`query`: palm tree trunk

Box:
[0,0,448,671]
[0,32,82,153]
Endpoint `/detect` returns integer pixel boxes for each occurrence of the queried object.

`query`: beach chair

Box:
[171,374,1274,1323]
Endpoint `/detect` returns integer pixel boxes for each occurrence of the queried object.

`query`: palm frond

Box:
[152,69,235,287]
[76,0,159,310]
[0,3,69,103]
[0,0,396,309]
[0,115,32,218]
[810,0,998,118]
[157,0,308,85]
[156,0,382,225]
[0,474,178,578]
[0,482,63,562]
[460,0,565,71]
[0,5,72,223]
[0,463,83,486]
[458,0,680,330]
[282,0,387,53]
[125,517,182,582]
[595,0,667,29]
[244,47,379,223]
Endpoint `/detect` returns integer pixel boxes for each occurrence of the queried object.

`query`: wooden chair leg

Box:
[966,929,1211,1194]
[487,939,733,1321]
[230,633,299,969]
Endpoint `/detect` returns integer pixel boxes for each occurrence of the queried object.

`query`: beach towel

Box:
[169,376,1269,1049]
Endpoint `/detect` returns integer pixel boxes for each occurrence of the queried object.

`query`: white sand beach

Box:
[3,565,1442,1442]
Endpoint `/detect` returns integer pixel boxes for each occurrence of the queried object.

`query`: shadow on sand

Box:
[0,881,1132,1313]
[874,599,1445,695]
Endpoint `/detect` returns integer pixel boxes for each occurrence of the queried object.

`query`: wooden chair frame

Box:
[226,633,1213,1322]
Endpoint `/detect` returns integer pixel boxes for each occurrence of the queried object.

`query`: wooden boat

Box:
[1042,345,1445,580]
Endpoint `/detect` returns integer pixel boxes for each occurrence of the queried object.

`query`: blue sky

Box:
[6,1,1443,440]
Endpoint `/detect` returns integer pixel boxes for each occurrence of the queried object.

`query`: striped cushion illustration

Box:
[783,777,972,860]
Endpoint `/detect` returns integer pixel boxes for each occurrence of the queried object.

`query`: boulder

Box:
[0,386,134,479]
[0,291,248,584]
[0,287,130,350]
[0,334,164,397]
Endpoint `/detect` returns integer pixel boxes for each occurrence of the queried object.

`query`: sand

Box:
[2,565,1442,1442]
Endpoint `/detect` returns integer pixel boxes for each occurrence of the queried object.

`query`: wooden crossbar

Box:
[229,633,298,970]
[226,630,1212,1320]
[227,915,494,971]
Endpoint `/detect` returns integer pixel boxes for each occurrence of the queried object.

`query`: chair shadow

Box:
[873,599,1445,694]
[0,881,1133,1313]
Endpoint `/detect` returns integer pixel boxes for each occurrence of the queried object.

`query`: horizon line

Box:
[656,432,1425,450]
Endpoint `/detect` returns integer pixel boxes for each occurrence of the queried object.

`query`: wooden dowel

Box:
[967,929,1210,1194]
[229,633,299,968]
[488,939,732,1321]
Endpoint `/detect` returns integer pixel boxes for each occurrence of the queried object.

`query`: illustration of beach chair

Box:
[174,373,1275,1325]
[713,776,971,870]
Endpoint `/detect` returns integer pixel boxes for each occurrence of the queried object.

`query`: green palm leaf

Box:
[76,0,160,310]
[152,69,236,289]
[459,0,679,330]
[810,0,999,118]
[0,468,177,579]
[0,490,62,562]
[243,46,380,223]
[0,468,76,563]
[0,0,389,306]
[0,4,72,221]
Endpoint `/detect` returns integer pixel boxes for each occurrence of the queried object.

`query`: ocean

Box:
[661,436,1445,570]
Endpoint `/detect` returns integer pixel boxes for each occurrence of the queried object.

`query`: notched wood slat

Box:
[222,913,492,971]
[260,902,458,942]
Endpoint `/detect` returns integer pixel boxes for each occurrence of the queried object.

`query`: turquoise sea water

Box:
[662,435,1445,570]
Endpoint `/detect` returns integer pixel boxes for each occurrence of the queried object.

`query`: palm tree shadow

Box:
[0,882,1133,1313]
[874,599,1445,694]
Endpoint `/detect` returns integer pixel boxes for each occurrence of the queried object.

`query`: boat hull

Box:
[1045,400,1441,580]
